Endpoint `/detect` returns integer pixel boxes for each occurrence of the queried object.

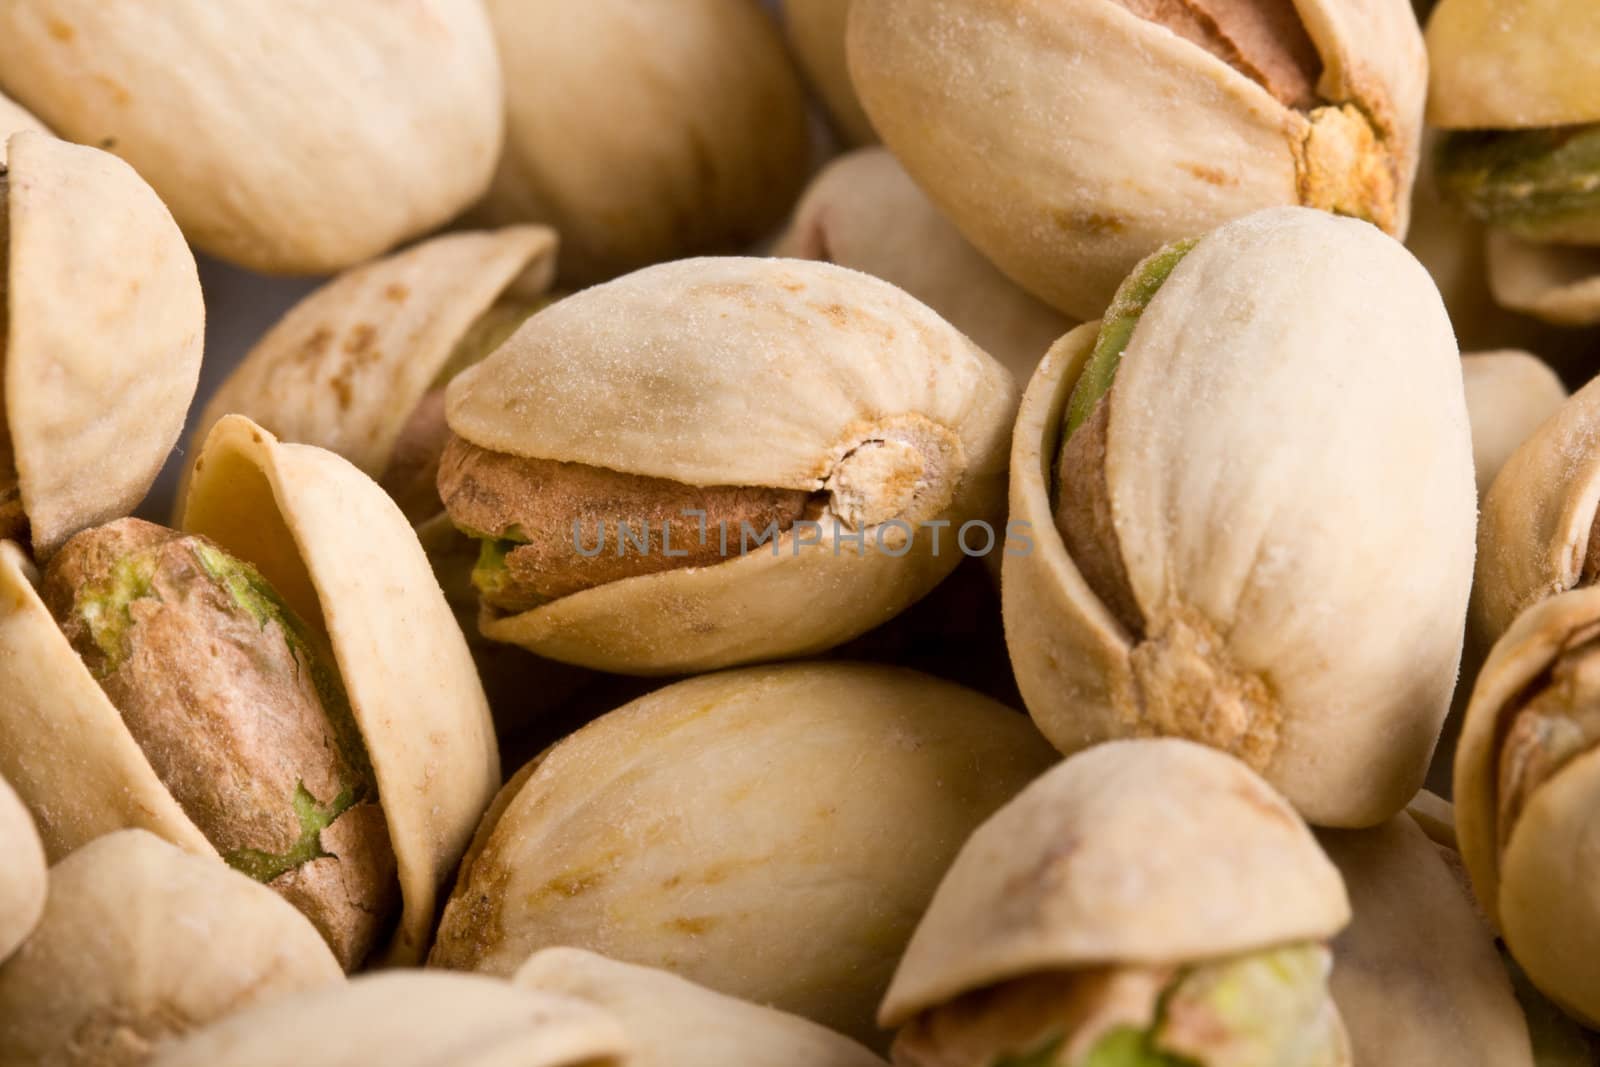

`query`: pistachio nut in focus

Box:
[0,775,44,966]
[880,739,1352,1067]
[848,0,1426,320]
[0,0,503,275]
[782,0,876,145]
[0,130,203,559]
[0,830,342,1067]
[437,257,1019,675]
[1003,207,1475,828]
[0,416,498,969]
[429,662,1057,1048]
[1461,352,1568,498]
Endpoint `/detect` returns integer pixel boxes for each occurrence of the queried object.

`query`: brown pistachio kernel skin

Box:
[39,518,396,970]
[1054,397,1143,636]
[1111,0,1322,109]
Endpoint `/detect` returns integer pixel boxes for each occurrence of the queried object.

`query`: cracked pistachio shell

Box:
[150,971,628,1067]
[4,130,203,558]
[515,948,888,1067]
[1463,351,1568,498]
[1319,814,1533,1067]
[477,0,810,285]
[1003,208,1475,828]
[0,830,342,1067]
[847,0,1426,320]
[0,775,44,965]
[1486,231,1600,327]
[773,147,1075,383]
[444,256,1019,675]
[0,1,503,275]
[880,738,1350,1028]
[429,662,1058,1048]
[782,0,875,146]
[1426,0,1600,129]
[0,91,47,165]
[0,415,498,965]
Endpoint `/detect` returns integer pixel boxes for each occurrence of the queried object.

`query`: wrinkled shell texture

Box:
[1427,0,1600,128]
[1005,208,1475,828]
[430,662,1058,1047]
[0,775,44,966]
[1462,350,1568,497]
[0,0,504,274]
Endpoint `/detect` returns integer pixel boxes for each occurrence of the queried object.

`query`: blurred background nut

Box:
[848,0,1426,320]
[0,830,342,1067]
[0,0,504,275]
[881,739,1352,1067]
[1462,351,1568,498]
[0,775,44,967]
[476,0,811,286]
[780,0,876,146]
[0,90,47,161]
[1005,208,1474,828]
[429,662,1057,1049]
[1,130,203,559]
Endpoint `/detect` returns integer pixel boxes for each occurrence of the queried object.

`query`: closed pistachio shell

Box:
[0,91,47,164]
[773,147,1074,382]
[1486,231,1600,327]
[0,830,342,1067]
[515,948,887,1067]
[429,662,1057,1048]
[0,1,503,274]
[4,130,203,558]
[149,971,628,1067]
[0,775,44,965]
[782,0,876,145]
[1462,351,1568,498]
[848,0,1425,319]
[478,0,811,285]
[1426,0,1600,129]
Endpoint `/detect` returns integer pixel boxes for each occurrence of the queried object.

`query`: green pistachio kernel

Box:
[1436,125,1600,244]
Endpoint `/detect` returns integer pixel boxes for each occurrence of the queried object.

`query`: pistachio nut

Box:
[1455,583,1600,1026]
[1318,813,1534,1067]
[149,971,629,1067]
[429,662,1057,1047]
[438,257,1019,675]
[0,774,44,966]
[880,738,1351,1067]
[0,829,342,1067]
[1004,207,1474,828]
[0,91,47,164]
[0,415,498,967]
[782,0,876,146]
[475,0,811,285]
[1,130,203,558]
[847,0,1426,320]
[0,1,503,275]
[1485,231,1600,328]
[773,147,1076,383]
[1462,351,1568,498]
[515,948,888,1067]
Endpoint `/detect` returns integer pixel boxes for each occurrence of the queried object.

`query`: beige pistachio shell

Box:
[0,830,342,1067]
[445,256,1019,675]
[5,130,203,558]
[149,971,628,1067]
[881,738,1349,1027]
[478,0,810,284]
[1004,208,1475,828]
[0,775,44,965]
[772,147,1073,382]
[1462,351,1568,498]
[0,1,502,275]
[782,0,875,145]
[1404,789,1461,852]
[0,91,47,164]
[1426,0,1600,128]
[1320,814,1533,1067]
[848,0,1426,319]
[1486,231,1600,327]
[430,662,1057,1048]
[515,948,888,1067]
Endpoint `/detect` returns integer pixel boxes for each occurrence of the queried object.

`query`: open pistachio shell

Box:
[0,415,498,965]
[782,0,875,145]
[0,830,342,1067]
[0,91,47,164]
[0,775,43,965]
[4,130,203,558]
[477,0,810,285]
[1426,0,1600,129]
[149,971,629,1067]
[1486,230,1600,326]
[1004,208,1474,828]
[430,662,1057,1048]
[1462,351,1568,498]
[443,256,1019,675]
[515,948,887,1067]
[847,0,1426,319]
[773,147,1074,383]
[1319,814,1533,1067]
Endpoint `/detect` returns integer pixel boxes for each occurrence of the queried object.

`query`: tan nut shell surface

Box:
[5,130,203,558]
[149,971,628,1067]
[0,775,44,965]
[515,948,888,1067]
[880,738,1350,1027]
[0,0,503,274]
[1003,208,1475,828]
[0,92,47,163]
[0,830,342,1067]
[1427,0,1600,128]
[446,257,1019,675]
[782,0,876,145]
[430,662,1058,1047]
[1486,232,1600,328]
[1462,351,1568,498]
[848,0,1425,319]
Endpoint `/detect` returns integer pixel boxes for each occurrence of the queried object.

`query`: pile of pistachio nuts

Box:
[2,1,1600,1065]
